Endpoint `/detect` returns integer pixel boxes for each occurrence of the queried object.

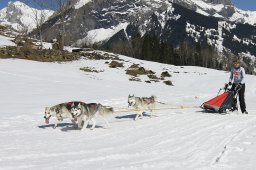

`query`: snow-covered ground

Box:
[0,35,16,47]
[0,53,256,170]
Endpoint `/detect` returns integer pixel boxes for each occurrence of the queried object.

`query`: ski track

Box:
[1,58,256,170]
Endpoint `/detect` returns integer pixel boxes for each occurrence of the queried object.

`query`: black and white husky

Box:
[44,102,81,128]
[72,103,114,131]
[128,95,156,120]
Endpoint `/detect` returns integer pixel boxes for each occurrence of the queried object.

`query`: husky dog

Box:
[44,102,81,128]
[73,103,114,131]
[128,95,156,120]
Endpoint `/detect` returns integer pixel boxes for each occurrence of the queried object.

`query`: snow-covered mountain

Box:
[36,0,256,63]
[173,0,256,26]
[0,1,54,32]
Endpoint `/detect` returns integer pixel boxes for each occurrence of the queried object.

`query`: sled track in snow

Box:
[214,128,246,164]
[1,109,256,170]
[212,116,256,165]
[3,110,252,169]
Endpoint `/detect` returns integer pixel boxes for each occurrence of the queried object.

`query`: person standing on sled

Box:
[227,58,248,114]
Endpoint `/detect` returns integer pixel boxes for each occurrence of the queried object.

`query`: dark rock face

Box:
[35,0,256,63]
[172,0,240,23]
[39,0,168,44]
[202,0,232,5]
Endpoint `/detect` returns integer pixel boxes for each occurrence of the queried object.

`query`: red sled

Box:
[201,84,241,113]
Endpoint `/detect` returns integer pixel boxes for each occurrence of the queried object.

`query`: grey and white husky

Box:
[128,95,156,120]
[73,103,114,131]
[44,102,81,128]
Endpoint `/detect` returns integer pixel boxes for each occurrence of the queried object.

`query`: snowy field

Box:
[1,53,256,170]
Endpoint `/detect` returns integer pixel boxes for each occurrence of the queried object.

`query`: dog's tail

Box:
[107,107,114,114]
[99,105,114,115]
[151,96,166,105]
[150,95,156,100]
[156,101,166,105]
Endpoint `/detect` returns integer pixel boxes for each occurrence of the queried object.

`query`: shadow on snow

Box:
[115,112,151,120]
[38,123,105,131]
[38,123,74,129]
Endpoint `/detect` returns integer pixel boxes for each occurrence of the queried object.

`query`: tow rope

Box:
[113,104,199,113]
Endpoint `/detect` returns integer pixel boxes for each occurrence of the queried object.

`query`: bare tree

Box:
[21,0,53,49]
[20,25,29,37]
[29,0,67,51]
[55,0,67,51]
[32,6,46,49]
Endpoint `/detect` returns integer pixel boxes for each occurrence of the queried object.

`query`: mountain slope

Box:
[38,1,256,50]
[15,0,253,74]
[173,0,256,25]
[37,0,256,60]
[0,1,54,32]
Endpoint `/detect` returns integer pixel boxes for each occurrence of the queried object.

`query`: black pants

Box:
[231,84,246,113]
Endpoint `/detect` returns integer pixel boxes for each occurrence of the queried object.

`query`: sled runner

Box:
[201,84,242,113]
